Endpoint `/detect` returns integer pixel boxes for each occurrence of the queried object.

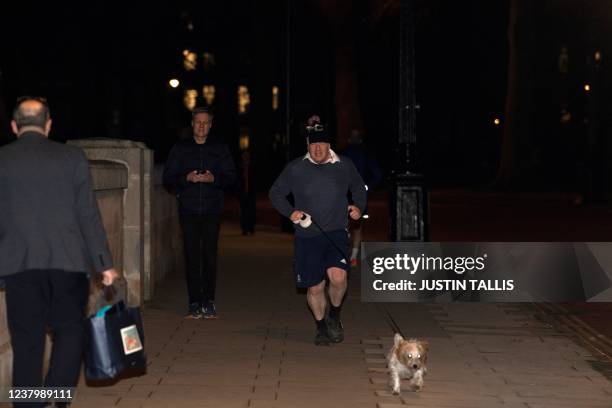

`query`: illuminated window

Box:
[239,127,250,150]
[239,135,250,150]
[183,50,197,71]
[238,85,250,114]
[272,86,279,110]
[183,89,198,111]
[203,52,216,70]
[203,85,216,106]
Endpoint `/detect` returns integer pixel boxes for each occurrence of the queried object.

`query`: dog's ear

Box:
[393,333,404,347]
[419,340,430,353]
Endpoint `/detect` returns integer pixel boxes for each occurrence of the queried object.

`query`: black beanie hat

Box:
[306,125,331,144]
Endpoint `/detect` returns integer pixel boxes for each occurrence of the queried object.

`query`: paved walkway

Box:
[70,223,612,408]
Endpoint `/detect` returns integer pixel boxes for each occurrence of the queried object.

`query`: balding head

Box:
[11,96,52,137]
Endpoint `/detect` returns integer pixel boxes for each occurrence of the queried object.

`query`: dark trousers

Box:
[5,269,89,407]
[180,214,220,305]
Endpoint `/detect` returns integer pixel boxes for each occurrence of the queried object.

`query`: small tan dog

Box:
[386,333,429,394]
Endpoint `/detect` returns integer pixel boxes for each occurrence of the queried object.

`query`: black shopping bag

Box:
[84,301,146,380]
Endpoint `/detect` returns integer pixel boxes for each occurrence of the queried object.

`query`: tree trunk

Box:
[496,0,521,185]
[314,0,364,149]
[313,0,398,149]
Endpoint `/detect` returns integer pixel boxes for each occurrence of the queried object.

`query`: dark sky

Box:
[1,1,610,192]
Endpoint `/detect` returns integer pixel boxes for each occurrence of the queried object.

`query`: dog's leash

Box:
[300,214,348,261]
[300,214,405,338]
[379,305,406,338]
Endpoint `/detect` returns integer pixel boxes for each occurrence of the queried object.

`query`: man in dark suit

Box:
[0,96,118,406]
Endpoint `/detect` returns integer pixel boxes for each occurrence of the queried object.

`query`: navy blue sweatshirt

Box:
[269,153,366,237]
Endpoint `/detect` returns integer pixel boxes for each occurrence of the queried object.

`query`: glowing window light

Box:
[272,86,279,110]
[183,89,198,111]
[183,50,197,71]
[238,85,250,114]
[595,51,602,62]
[169,79,180,88]
[203,85,216,105]
[239,130,250,150]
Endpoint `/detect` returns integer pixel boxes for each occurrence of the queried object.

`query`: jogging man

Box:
[269,120,366,345]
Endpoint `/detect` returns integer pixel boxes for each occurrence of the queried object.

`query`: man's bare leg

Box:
[306,280,327,320]
[327,267,347,307]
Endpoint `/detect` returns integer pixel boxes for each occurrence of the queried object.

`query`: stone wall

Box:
[91,161,128,279]
[0,161,128,387]
[152,165,184,289]
[67,140,182,303]
[0,295,10,389]
[67,139,153,306]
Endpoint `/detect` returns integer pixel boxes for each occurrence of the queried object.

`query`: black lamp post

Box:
[390,0,428,242]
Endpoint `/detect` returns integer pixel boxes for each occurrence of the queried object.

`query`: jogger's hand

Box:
[348,205,361,220]
[290,210,305,223]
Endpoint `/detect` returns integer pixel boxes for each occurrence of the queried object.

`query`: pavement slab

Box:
[68,222,612,408]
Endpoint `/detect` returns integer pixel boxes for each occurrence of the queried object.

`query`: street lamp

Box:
[390,0,428,242]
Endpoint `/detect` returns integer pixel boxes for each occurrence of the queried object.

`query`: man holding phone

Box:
[163,107,236,319]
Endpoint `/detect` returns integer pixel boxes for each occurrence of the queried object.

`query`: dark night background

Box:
[1,0,611,199]
[4,2,612,393]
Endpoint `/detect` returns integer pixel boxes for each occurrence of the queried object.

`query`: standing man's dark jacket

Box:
[0,131,113,277]
[163,137,237,215]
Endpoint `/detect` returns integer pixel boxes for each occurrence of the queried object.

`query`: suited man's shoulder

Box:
[59,141,87,157]
[42,138,88,160]
[1,136,88,170]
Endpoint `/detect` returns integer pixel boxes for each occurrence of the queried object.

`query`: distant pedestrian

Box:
[341,129,382,266]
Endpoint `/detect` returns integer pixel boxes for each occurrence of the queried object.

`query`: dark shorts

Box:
[294,229,349,288]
